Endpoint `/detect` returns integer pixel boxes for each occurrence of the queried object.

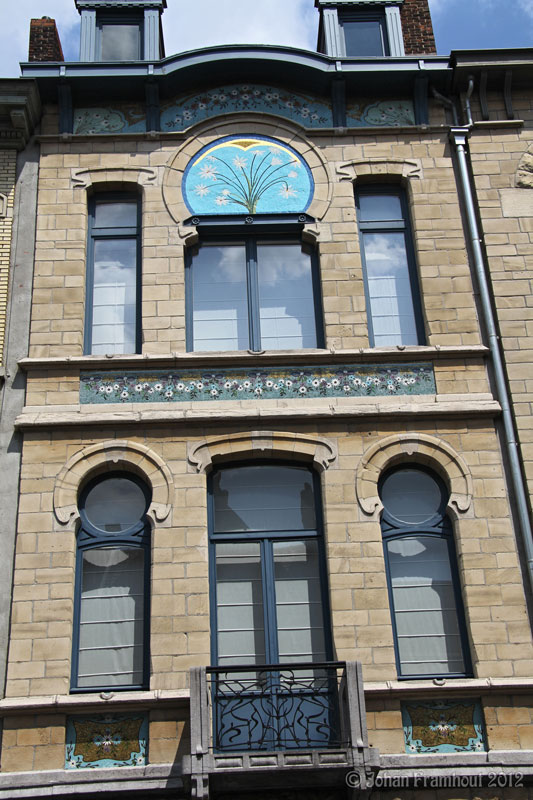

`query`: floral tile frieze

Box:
[402,700,486,754]
[65,713,148,769]
[80,363,435,404]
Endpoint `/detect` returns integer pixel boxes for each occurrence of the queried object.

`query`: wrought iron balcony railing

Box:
[184,661,379,799]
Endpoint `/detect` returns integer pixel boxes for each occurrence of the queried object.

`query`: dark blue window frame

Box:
[207,462,333,667]
[339,11,389,57]
[84,192,142,355]
[379,466,472,680]
[185,229,324,353]
[355,184,426,347]
[96,15,144,61]
[71,472,151,693]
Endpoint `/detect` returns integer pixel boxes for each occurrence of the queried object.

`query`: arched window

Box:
[379,466,471,679]
[208,462,334,749]
[72,473,151,691]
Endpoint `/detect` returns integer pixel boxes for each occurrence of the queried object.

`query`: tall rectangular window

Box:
[85,194,141,355]
[98,20,142,61]
[187,237,323,352]
[356,187,425,347]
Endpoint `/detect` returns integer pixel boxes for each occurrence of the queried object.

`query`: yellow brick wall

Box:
[0,149,16,365]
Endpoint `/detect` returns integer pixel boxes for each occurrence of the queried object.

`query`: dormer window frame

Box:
[96,13,144,62]
[316,0,405,59]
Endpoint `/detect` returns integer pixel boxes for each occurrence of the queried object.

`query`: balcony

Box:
[184,661,379,798]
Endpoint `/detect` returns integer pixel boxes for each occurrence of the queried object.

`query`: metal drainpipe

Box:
[449,125,533,595]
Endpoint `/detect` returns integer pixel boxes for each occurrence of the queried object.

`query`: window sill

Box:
[0,688,190,714]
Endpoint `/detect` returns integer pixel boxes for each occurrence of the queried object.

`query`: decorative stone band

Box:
[80,363,435,404]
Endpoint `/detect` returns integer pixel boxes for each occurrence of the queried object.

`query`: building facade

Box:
[1,1,533,797]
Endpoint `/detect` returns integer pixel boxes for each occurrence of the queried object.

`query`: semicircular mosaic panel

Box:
[182,135,314,215]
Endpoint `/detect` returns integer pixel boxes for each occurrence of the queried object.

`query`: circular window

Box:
[81,475,149,534]
[379,467,446,525]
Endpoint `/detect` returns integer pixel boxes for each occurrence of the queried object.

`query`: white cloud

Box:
[0,0,79,76]
[0,0,317,77]
[517,0,533,19]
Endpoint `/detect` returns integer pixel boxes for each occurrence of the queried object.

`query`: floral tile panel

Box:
[80,363,435,404]
[346,99,415,127]
[161,84,332,131]
[182,135,314,215]
[402,700,486,754]
[65,713,148,769]
[73,104,146,134]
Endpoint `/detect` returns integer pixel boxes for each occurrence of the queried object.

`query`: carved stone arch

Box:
[356,433,473,520]
[53,440,173,528]
[516,145,533,188]
[188,430,337,475]
[71,166,158,190]
[162,114,332,230]
[336,157,423,184]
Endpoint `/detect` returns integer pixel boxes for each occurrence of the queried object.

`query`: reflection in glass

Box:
[387,536,465,675]
[78,548,145,687]
[101,24,140,61]
[257,243,317,350]
[94,201,137,229]
[362,230,418,346]
[380,469,443,524]
[213,465,316,533]
[343,19,385,56]
[215,542,266,666]
[83,476,147,533]
[358,194,402,222]
[92,238,137,354]
[274,539,326,664]
[191,244,249,351]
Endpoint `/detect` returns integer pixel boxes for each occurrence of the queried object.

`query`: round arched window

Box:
[379,467,446,525]
[80,474,150,535]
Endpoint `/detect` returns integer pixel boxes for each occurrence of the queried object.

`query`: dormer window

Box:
[316,0,405,58]
[340,11,389,57]
[98,18,142,61]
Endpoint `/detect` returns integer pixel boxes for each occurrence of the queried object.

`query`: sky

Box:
[0,0,532,76]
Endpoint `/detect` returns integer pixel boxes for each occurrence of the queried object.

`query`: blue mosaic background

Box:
[182,135,314,215]
[80,363,435,404]
[73,105,146,134]
[402,700,486,754]
[73,90,415,135]
[161,84,332,130]
[65,713,148,769]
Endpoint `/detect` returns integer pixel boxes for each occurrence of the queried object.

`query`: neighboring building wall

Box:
[400,0,436,54]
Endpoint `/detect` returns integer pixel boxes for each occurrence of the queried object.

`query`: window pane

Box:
[78,548,145,688]
[91,238,137,355]
[94,201,137,228]
[213,465,316,533]
[191,245,249,351]
[215,542,266,665]
[358,194,402,222]
[83,476,147,533]
[362,231,419,346]
[343,19,385,56]
[101,24,140,61]
[274,540,326,663]
[257,244,317,350]
[380,469,444,524]
[387,536,465,675]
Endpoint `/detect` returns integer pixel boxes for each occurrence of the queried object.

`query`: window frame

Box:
[185,232,324,353]
[84,191,142,356]
[207,461,334,668]
[379,465,472,680]
[355,184,425,347]
[71,472,151,693]
[96,15,144,61]
[339,10,389,57]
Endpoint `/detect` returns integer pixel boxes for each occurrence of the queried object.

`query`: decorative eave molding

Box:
[316,0,403,5]
[75,0,166,8]
[0,81,41,150]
